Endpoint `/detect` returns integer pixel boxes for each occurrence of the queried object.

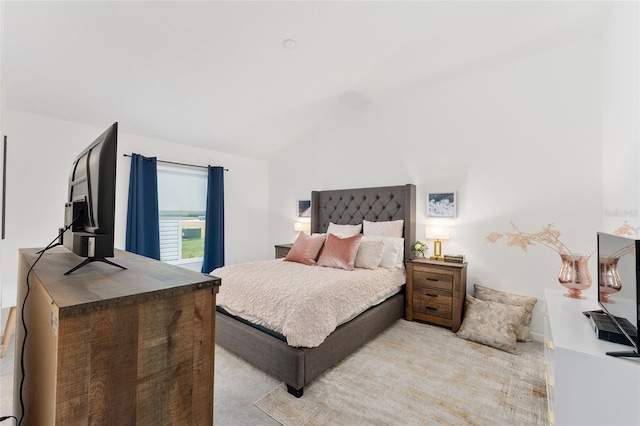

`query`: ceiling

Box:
[2,1,612,159]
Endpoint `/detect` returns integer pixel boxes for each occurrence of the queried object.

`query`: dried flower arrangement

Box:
[486,222,574,256]
[613,221,637,237]
[607,243,636,260]
[487,221,637,257]
[606,221,637,260]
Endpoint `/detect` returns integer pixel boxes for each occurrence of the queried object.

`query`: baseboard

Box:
[529,331,544,342]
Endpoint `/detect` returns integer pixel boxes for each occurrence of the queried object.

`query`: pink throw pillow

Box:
[284,232,325,265]
[316,233,362,271]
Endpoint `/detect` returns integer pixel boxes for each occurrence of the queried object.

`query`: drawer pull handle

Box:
[425,293,438,298]
[425,306,438,311]
[426,278,439,281]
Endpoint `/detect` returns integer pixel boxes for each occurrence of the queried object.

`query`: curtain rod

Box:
[123,154,229,171]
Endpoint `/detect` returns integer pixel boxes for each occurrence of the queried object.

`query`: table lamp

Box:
[294,221,311,234]
[425,226,450,260]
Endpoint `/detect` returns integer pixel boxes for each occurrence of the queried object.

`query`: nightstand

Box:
[405,258,467,332]
[274,243,293,259]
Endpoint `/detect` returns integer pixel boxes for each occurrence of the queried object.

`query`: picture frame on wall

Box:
[427,192,456,218]
[297,200,311,218]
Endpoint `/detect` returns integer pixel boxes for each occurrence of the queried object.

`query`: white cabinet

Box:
[544,289,640,425]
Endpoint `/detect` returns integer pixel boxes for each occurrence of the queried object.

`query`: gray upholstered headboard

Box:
[310,184,416,261]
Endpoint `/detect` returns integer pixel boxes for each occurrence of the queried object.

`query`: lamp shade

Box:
[425,226,450,240]
[294,221,311,234]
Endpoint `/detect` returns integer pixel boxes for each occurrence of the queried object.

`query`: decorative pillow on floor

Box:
[456,295,525,355]
[473,283,537,342]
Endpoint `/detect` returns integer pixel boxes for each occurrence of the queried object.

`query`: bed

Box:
[214,184,416,397]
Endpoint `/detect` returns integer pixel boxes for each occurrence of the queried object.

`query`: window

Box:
[157,164,207,264]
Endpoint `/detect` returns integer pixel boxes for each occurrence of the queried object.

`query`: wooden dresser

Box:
[405,258,467,332]
[14,247,221,425]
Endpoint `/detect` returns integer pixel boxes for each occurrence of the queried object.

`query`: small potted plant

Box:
[411,240,427,258]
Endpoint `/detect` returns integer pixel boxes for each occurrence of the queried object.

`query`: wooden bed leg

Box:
[286,384,303,398]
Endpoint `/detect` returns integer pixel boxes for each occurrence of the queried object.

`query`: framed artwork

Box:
[427,192,456,218]
[297,200,311,218]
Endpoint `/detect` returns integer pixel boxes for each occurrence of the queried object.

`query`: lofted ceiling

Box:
[2,1,611,159]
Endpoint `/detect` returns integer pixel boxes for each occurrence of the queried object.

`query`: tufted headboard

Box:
[310,184,416,261]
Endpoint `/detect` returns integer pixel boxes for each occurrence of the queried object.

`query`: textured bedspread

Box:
[212,259,405,348]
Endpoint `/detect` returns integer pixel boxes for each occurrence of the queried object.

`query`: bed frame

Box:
[215,184,416,397]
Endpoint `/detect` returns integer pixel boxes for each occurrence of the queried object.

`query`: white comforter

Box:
[212,259,405,348]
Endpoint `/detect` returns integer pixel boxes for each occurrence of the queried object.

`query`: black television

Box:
[62,122,125,275]
[596,232,639,358]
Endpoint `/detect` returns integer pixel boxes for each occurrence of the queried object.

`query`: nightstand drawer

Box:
[413,270,453,291]
[404,259,467,332]
[412,286,453,319]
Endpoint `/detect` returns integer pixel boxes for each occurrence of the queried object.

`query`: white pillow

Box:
[354,239,385,270]
[327,222,362,237]
[362,235,404,269]
[363,220,404,238]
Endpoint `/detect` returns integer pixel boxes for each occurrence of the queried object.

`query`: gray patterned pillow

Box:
[456,295,525,354]
[474,284,537,342]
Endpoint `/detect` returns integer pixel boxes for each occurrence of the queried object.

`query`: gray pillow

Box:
[456,295,525,355]
[474,284,537,342]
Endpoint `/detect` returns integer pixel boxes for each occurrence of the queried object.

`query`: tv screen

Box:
[62,123,125,274]
[597,232,639,357]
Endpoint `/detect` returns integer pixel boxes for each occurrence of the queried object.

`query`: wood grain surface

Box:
[14,247,220,425]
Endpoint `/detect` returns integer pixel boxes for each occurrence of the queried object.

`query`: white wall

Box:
[602,1,639,233]
[0,1,4,312]
[267,37,604,337]
[2,3,636,337]
[0,110,270,307]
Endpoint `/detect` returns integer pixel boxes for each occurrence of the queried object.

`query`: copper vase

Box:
[558,254,592,299]
[598,257,622,303]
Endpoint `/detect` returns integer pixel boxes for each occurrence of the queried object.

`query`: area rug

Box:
[254,320,546,425]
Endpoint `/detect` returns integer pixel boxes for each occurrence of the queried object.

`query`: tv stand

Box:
[64,256,127,275]
[544,289,640,425]
[14,247,221,424]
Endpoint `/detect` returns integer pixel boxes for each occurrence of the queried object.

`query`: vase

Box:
[558,254,592,299]
[598,256,622,303]
[413,251,425,259]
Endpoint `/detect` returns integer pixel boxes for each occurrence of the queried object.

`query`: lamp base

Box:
[431,239,443,260]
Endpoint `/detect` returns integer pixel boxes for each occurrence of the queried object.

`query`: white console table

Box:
[544,288,640,425]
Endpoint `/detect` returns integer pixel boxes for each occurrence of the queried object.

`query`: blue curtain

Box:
[125,153,161,260]
[201,166,225,273]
